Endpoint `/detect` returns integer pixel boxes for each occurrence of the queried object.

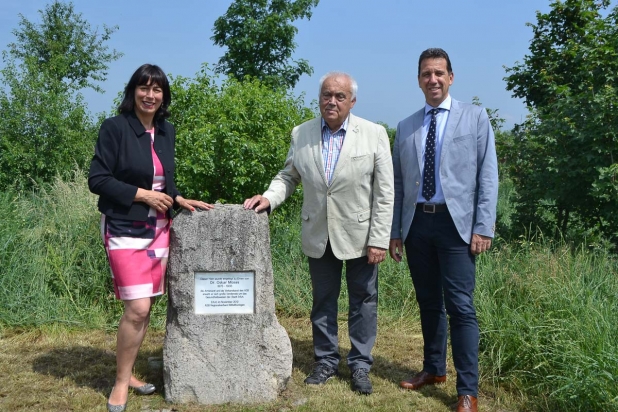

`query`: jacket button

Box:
[328,192,332,196]
[415,181,419,186]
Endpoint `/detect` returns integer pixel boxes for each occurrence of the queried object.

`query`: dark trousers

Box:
[307,242,378,371]
[404,210,479,396]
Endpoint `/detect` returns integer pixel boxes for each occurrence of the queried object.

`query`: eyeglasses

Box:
[321,92,348,102]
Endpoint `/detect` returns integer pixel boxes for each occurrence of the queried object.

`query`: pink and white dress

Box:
[100,129,171,300]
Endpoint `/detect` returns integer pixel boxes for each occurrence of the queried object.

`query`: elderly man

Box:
[389,48,498,412]
[244,72,393,395]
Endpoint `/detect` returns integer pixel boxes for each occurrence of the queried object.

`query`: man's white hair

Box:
[318,71,358,100]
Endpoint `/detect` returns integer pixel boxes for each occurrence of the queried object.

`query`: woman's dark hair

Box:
[118,64,171,120]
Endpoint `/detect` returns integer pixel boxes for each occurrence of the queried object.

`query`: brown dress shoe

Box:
[399,370,447,390]
[456,395,478,412]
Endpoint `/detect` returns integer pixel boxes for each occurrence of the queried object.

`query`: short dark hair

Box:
[417,48,452,76]
[118,64,171,120]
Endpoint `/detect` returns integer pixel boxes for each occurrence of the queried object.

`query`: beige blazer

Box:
[263,113,394,260]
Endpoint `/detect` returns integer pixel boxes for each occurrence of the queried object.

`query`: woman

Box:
[88,64,213,412]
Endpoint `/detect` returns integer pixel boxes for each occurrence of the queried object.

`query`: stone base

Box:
[163,205,292,405]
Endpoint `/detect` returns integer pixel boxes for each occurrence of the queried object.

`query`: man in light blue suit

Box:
[389,48,498,412]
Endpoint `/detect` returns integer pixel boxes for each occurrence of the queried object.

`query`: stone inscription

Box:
[194,272,255,314]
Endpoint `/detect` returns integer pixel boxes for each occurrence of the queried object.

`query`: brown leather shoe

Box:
[399,370,446,390]
[456,395,478,412]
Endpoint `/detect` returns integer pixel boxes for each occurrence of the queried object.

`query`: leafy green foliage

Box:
[211,0,319,89]
[468,97,519,240]
[376,121,396,148]
[0,67,96,190]
[504,0,618,246]
[0,1,122,190]
[7,1,121,93]
[472,96,505,132]
[168,66,313,203]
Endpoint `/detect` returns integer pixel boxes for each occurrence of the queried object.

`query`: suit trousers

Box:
[307,242,378,371]
[404,209,479,396]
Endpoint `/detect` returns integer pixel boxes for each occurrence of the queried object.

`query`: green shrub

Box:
[0,78,97,191]
[168,66,314,203]
[0,0,120,191]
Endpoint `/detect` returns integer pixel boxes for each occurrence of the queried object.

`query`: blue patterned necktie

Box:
[422,108,439,202]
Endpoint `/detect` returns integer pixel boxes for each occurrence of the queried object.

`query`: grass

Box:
[269,205,418,321]
[1,172,618,410]
[0,172,166,330]
[0,318,522,412]
[477,237,618,411]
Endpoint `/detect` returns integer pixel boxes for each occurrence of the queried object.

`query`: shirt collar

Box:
[424,95,452,115]
[125,111,167,136]
[321,115,349,134]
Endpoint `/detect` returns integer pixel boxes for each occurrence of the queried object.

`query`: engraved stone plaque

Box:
[194,271,255,314]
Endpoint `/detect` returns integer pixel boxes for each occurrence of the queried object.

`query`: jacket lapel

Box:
[126,112,147,137]
[311,119,328,186]
[413,109,425,170]
[440,99,462,165]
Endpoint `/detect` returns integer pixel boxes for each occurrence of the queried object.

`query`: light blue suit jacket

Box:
[391,98,498,244]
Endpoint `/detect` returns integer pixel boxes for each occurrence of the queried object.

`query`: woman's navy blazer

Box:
[88,112,181,221]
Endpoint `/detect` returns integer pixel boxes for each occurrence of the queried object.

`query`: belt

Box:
[416,203,447,213]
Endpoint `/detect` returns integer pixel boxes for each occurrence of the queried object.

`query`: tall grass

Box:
[2,173,618,410]
[0,171,122,328]
[477,235,618,411]
[269,202,418,320]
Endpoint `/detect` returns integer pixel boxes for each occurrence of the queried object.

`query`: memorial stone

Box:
[163,204,293,405]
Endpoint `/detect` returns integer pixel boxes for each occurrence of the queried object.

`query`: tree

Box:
[0,1,122,190]
[469,97,521,240]
[503,0,618,245]
[211,0,319,89]
[376,122,396,148]
[7,1,121,93]
[472,96,505,132]
[169,65,313,203]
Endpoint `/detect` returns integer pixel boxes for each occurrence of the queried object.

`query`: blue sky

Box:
[0,0,562,130]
